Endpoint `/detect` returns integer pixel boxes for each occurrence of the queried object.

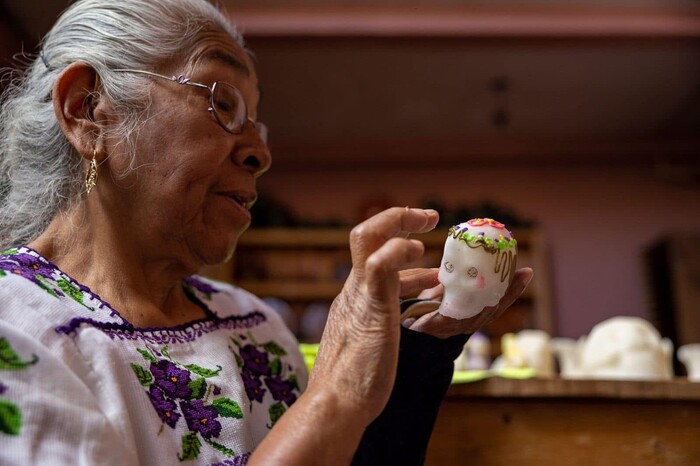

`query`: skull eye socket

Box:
[467,267,478,278]
[444,261,454,273]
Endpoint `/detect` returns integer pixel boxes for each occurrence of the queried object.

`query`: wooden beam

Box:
[226,6,700,39]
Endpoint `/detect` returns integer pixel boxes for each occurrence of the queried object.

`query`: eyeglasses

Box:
[113,69,268,144]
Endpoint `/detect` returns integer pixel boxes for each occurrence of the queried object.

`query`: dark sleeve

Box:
[351,299,470,466]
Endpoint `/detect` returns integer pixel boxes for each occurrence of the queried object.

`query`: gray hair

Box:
[0,0,244,249]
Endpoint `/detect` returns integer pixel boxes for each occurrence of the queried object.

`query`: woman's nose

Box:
[232,126,272,177]
[234,147,271,178]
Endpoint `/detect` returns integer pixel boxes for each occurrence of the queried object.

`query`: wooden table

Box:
[426,378,700,466]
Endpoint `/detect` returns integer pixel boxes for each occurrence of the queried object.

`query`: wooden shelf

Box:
[429,377,700,465]
[238,228,352,248]
[237,279,534,302]
[238,227,533,248]
[235,279,343,301]
[448,377,700,401]
[222,227,552,340]
[233,227,535,303]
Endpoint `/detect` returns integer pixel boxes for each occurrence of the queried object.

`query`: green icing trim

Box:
[447,225,518,282]
[447,225,517,253]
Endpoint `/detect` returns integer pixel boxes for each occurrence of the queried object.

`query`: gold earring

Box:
[85,149,98,195]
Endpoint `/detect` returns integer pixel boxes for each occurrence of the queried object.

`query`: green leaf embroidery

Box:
[184,364,222,378]
[0,270,6,277]
[34,276,58,298]
[204,438,235,457]
[262,341,287,356]
[160,346,171,360]
[231,350,244,368]
[0,249,19,255]
[137,348,157,364]
[268,402,286,427]
[177,432,202,461]
[212,398,243,419]
[0,399,22,435]
[56,278,83,304]
[0,338,38,370]
[269,358,281,376]
[229,337,241,348]
[130,363,153,386]
[245,331,260,346]
[188,378,207,400]
[289,374,300,391]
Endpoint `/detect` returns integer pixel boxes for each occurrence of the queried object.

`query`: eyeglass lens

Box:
[211,82,268,144]
[211,82,246,132]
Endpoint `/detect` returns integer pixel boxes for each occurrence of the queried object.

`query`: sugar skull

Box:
[437,218,517,320]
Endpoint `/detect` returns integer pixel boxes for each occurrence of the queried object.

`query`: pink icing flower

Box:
[467,218,505,229]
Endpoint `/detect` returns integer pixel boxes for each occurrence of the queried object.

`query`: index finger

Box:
[350,207,439,269]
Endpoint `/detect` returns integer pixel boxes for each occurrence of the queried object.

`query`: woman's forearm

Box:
[248,386,369,466]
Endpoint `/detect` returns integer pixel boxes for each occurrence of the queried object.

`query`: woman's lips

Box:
[218,191,257,211]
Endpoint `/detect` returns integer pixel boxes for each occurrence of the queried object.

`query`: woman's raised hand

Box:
[252,208,531,464]
[251,209,440,464]
[309,207,439,423]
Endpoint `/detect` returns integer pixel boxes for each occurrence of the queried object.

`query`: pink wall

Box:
[258,162,700,339]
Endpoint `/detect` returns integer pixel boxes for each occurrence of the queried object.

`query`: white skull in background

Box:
[578,316,673,380]
[437,219,518,320]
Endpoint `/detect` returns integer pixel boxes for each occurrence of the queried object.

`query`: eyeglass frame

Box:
[112,68,268,144]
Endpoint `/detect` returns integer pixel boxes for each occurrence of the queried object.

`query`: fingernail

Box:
[402,317,416,328]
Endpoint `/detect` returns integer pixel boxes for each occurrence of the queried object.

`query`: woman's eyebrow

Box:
[199,49,263,105]
[200,50,249,76]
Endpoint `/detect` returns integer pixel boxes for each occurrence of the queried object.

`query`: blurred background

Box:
[2,1,700,463]
[1,0,698,344]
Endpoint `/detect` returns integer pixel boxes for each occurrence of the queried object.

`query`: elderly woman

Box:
[0,0,531,464]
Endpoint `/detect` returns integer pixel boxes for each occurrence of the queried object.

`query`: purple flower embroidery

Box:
[209,453,251,466]
[150,360,192,399]
[181,399,222,439]
[184,276,218,295]
[264,376,298,406]
[0,253,54,285]
[240,344,270,376]
[147,386,180,428]
[242,369,266,403]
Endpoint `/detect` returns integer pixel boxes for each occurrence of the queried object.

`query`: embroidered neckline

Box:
[0,246,267,343]
[55,312,268,345]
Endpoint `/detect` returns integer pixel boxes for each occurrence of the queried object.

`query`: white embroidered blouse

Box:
[0,247,308,465]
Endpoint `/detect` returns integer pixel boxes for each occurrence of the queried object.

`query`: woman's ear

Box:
[52,62,107,160]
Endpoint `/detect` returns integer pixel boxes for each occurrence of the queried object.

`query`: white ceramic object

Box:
[577,316,673,381]
[454,332,491,371]
[551,337,585,378]
[437,219,518,320]
[678,344,700,382]
[491,329,555,378]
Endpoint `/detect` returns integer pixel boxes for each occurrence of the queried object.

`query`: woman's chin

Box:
[192,235,240,269]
